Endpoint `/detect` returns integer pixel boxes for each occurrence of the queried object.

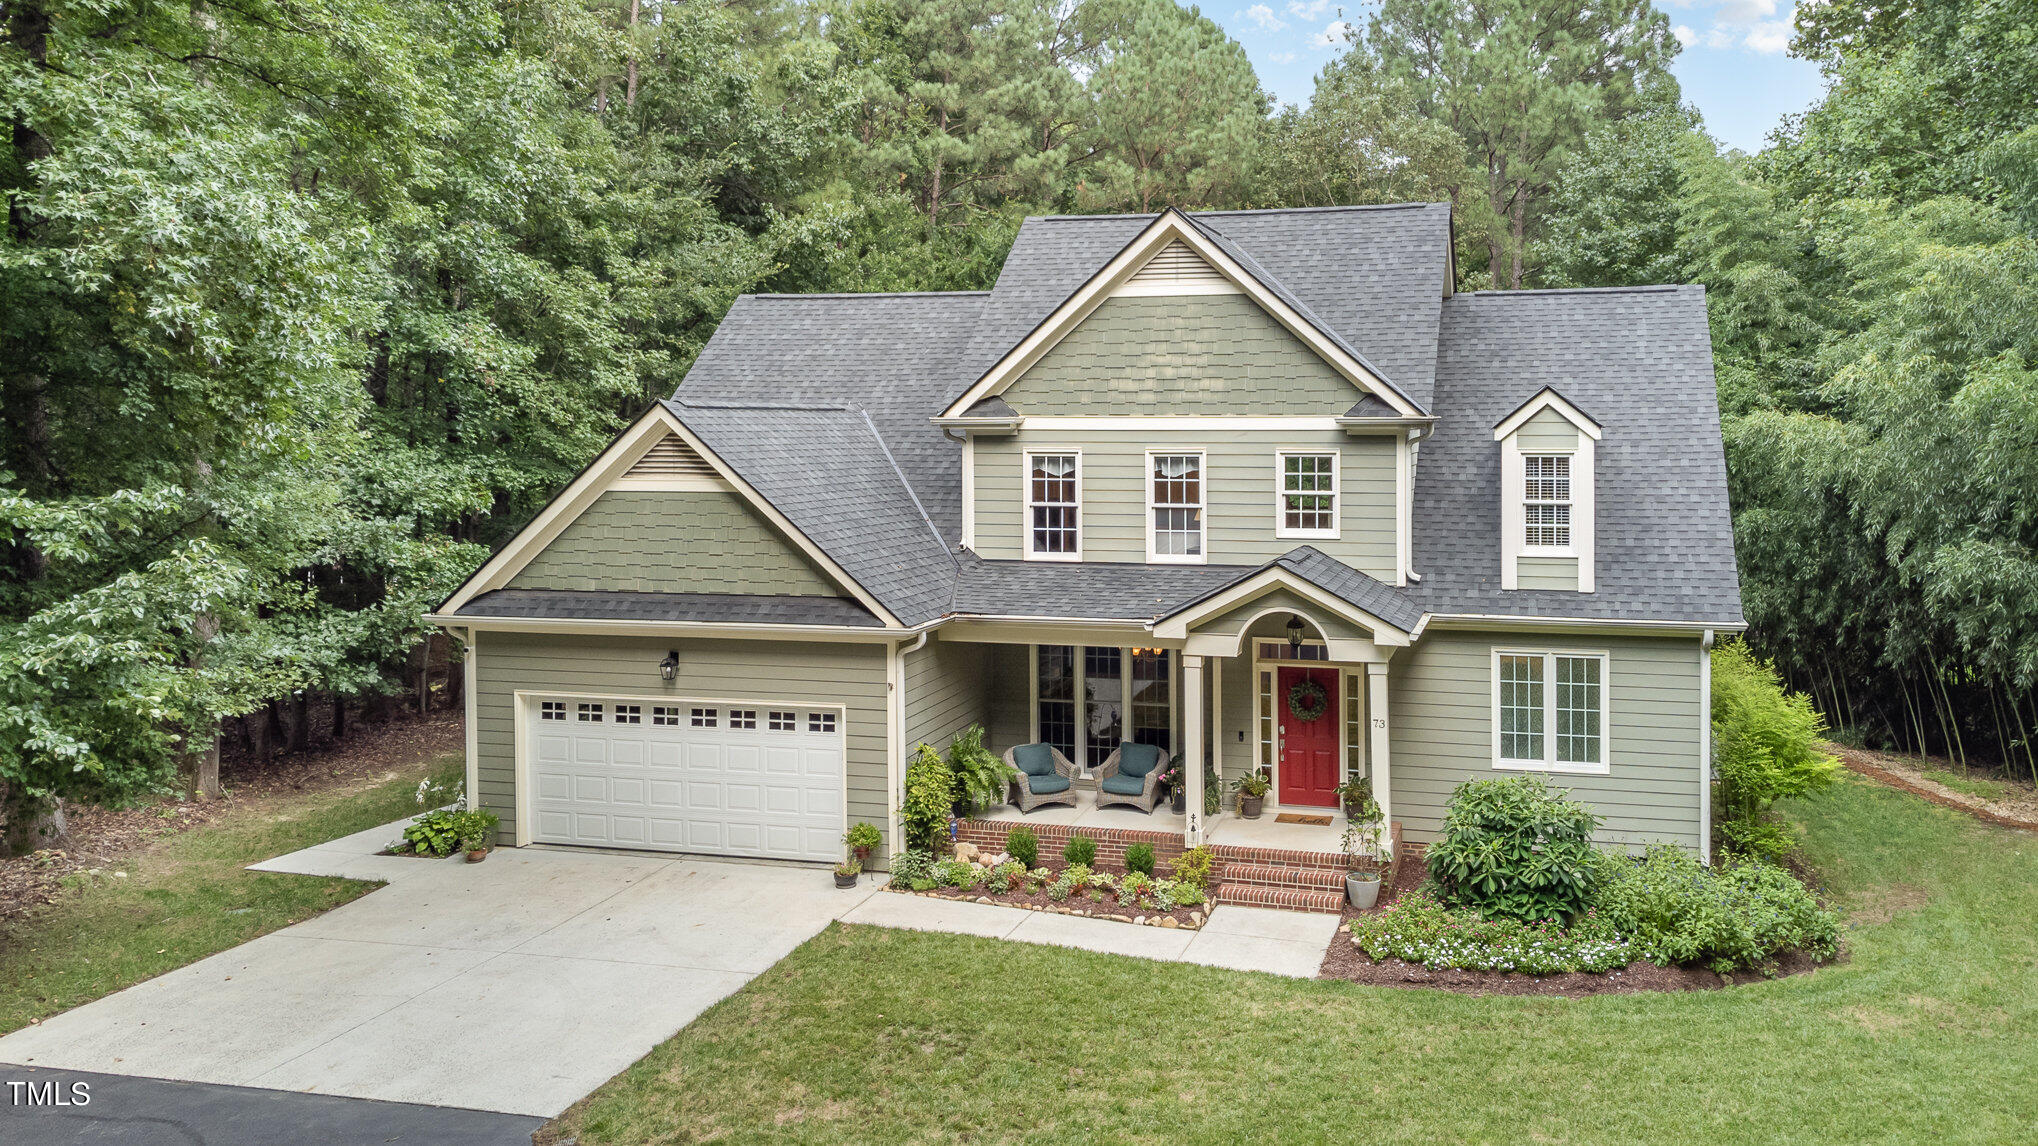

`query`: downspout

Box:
[888,630,931,861]
[1404,424,1433,585]
[1699,628,1715,865]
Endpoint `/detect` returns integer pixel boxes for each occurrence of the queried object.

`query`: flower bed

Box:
[885,844,1213,930]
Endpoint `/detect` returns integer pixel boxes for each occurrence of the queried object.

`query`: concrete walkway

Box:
[841,893,1339,978]
[0,819,880,1118]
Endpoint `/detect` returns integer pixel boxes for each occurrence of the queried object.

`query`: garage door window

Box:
[541,700,566,721]
[577,703,603,722]
[808,712,836,733]
[690,707,716,726]
[730,710,757,729]
[653,706,679,726]
[616,704,642,724]
[768,711,796,731]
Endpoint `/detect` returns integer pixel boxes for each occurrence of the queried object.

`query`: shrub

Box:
[886,850,933,889]
[1348,889,1632,974]
[1118,871,1154,903]
[1166,880,1205,908]
[931,858,976,888]
[1046,875,1072,901]
[1712,641,1839,838]
[1006,825,1039,868]
[401,808,463,857]
[1062,863,1093,891]
[1720,817,1800,864]
[902,744,954,853]
[987,870,1012,894]
[1063,832,1097,866]
[1425,774,1601,923]
[1171,845,1215,890]
[1590,847,1841,973]
[947,724,1018,814]
[1124,841,1156,876]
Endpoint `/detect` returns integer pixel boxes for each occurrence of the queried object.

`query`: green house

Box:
[430,204,1741,871]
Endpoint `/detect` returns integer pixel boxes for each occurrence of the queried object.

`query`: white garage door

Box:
[527,697,845,863]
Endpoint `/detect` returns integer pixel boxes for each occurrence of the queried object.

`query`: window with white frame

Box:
[1494,650,1607,772]
[1278,452,1338,537]
[1025,453,1080,559]
[1035,645,1174,773]
[1148,453,1204,561]
[1523,455,1572,549]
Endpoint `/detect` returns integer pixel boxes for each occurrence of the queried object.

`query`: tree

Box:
[1339,0,1681,287]
[1256,57,1466,209]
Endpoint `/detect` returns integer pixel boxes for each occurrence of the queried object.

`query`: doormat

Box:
[1274,813,1333,826]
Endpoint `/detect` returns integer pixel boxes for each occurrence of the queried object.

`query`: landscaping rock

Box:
[953,842,979,863]
[1158,917,1180,929]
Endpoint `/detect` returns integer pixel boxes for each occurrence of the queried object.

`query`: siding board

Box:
[508,490,836,596]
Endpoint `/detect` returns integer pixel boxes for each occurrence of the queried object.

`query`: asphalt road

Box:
[1,1067,543,1146]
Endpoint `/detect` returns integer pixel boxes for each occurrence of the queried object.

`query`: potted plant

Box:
[462,835,489,863]
[453,809,498,863]
[1231,769,1272,819]
[844,822,882,868]
[1341,794,1386,908]
[834,858,861,889]
[1335,774,1374,819]
[1157,763,1185,814]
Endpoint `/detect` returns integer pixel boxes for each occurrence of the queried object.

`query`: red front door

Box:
[1277,666,1339,808]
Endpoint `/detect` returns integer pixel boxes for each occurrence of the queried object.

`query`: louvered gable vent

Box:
[1127,239,1227,287]
[627,434,717,479]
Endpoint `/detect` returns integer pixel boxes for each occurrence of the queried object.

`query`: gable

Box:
[1115,239,1234,295]
[999,293,1362,416]
[507,488,840,596]
[1516,407,1581,452]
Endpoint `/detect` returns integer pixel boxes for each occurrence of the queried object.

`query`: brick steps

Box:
[1214,882,1346,913]
[1219,861,1346,890]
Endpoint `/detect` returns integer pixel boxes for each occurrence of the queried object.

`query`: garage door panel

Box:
[530,695,846,863]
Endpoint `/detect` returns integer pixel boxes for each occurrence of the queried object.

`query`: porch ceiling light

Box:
[658,649,680,681]
[1285,614,1305,651]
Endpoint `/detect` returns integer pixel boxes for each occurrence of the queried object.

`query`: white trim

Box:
[1520,452,1577,557]
[1022,448,1083,562]
[1416,613,1744,635]
[937,209,1422,420]
[606,475,733,492]
[1576,436,1597,593]
[1497,432,1595,593]
[1395,432,1412,587]
[1274,450,1340,541]
[960,434,977,550]
[1006,416,1347,431]
[1493,388,1603,442]
[514,687,851,860]
[461,628,480,819]
[437,406,900,627]
[1489,647,1612,775]
[1699,629,1715,864]
[1145,449,1208,565]
[426,614,912,642]
[1183,654,1206,845]
[1367,661,1392,850]
[1153,567,1412,647]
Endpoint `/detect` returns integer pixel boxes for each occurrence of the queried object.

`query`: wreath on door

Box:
[1286,678,1329,722]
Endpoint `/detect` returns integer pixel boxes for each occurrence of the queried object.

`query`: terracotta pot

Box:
[465,849,487,864]
[853,845,872,867]
[1238,794,1264,819]
[834,871,859,889]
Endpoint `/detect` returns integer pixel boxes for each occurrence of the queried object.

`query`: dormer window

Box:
[1025,452,1080,560]
[1522,455,1571,550]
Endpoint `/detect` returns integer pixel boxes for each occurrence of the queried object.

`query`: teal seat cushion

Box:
[1027,774,1071,795]
[1100,773,1146,796]
[1117,742,1162,778]
[1012,743,1055,777]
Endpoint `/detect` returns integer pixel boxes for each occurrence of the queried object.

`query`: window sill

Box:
[1275,528,1341,541]
[1492,758,1609,776]
[1519,546,1577,559]
[1146,553,1207,565]
[1022,552,1083,563]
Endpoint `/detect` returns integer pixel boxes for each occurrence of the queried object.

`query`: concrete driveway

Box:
[0,820,878,1118]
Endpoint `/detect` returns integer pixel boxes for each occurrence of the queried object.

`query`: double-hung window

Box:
[1523,454,1572,550]
[1025,452,1080,560]
[1147,452,1205,562]
[1493,649,1608,773]
[1277,452,1338,538]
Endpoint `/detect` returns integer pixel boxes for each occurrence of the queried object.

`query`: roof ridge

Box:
[666,398,856,413]
[1460,284,1690,297]
[739,290,992,299]
[851,409,960,578]
[1025,203,1446,223]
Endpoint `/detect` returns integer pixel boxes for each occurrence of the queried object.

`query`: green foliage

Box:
[452,810,500,851]
[1425,775,1602,923]
[1124,842,1155,876]
[835,859,862,878]
[1171,846,1215,891]
[944,725,1016,816]
[901,745,954,854]
[1062,833,1097,867]
[886,850,934,889]
[1005,825,1039,869]
[1590,848,1841,973]
[1719,818,1802,865]
[1231,770,1271,799]
[401,809,464,858]
[845,822,883,853]
[1061,863,1093,891]
[1348,889,1634,974]
[1712,642,1840,830]
[931,859,980,889]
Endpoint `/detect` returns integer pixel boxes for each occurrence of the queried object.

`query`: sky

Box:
[1201,0,1829,154]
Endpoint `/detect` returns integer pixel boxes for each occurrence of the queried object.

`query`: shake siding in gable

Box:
[1387,631,1705,852]
[1516,407,1581,451]
[472,633,891,852]
[974,430,1396,578]
[507,490,837,596]
[999,293,1360,415]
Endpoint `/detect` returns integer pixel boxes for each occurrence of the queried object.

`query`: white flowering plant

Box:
[1348,889,1632,975]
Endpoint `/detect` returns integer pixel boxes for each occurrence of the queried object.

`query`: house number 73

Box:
[1372,717,1387,729]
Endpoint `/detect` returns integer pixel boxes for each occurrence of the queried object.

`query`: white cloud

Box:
[1672,24,1698,46]
[1267,50,1300,64]
[1286,0,1334,19]
[1243,4,1287,31]
[1702,25,1739,48]
[1743,19,1792,51]
[1713,0,1776,24]
[1314,19,1353,46]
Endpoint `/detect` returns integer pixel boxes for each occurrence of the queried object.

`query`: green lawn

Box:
[0,753,460,1034]
[547,776,2038,1145]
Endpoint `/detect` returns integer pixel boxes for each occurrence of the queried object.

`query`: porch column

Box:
[1183,654,1206,847]
[1367,661,1392,855]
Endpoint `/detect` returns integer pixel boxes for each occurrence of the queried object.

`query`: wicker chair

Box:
[1094,743,1171,814]
[1003,744,1079,813]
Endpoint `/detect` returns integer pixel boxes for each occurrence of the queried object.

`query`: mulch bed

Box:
[888,858,1210,929]
[1831,745,2038,832]
[0,711,462,921]
[1315,852,1835,997]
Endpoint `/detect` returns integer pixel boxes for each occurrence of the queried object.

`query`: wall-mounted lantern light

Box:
[658,649,679,681]
[1285,614,1306,652]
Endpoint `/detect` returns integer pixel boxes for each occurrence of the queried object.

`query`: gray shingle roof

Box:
[1409,286,1743,624]
[1151,546,1423,632]
[456,589,883,627]
[950,556,1256,620]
